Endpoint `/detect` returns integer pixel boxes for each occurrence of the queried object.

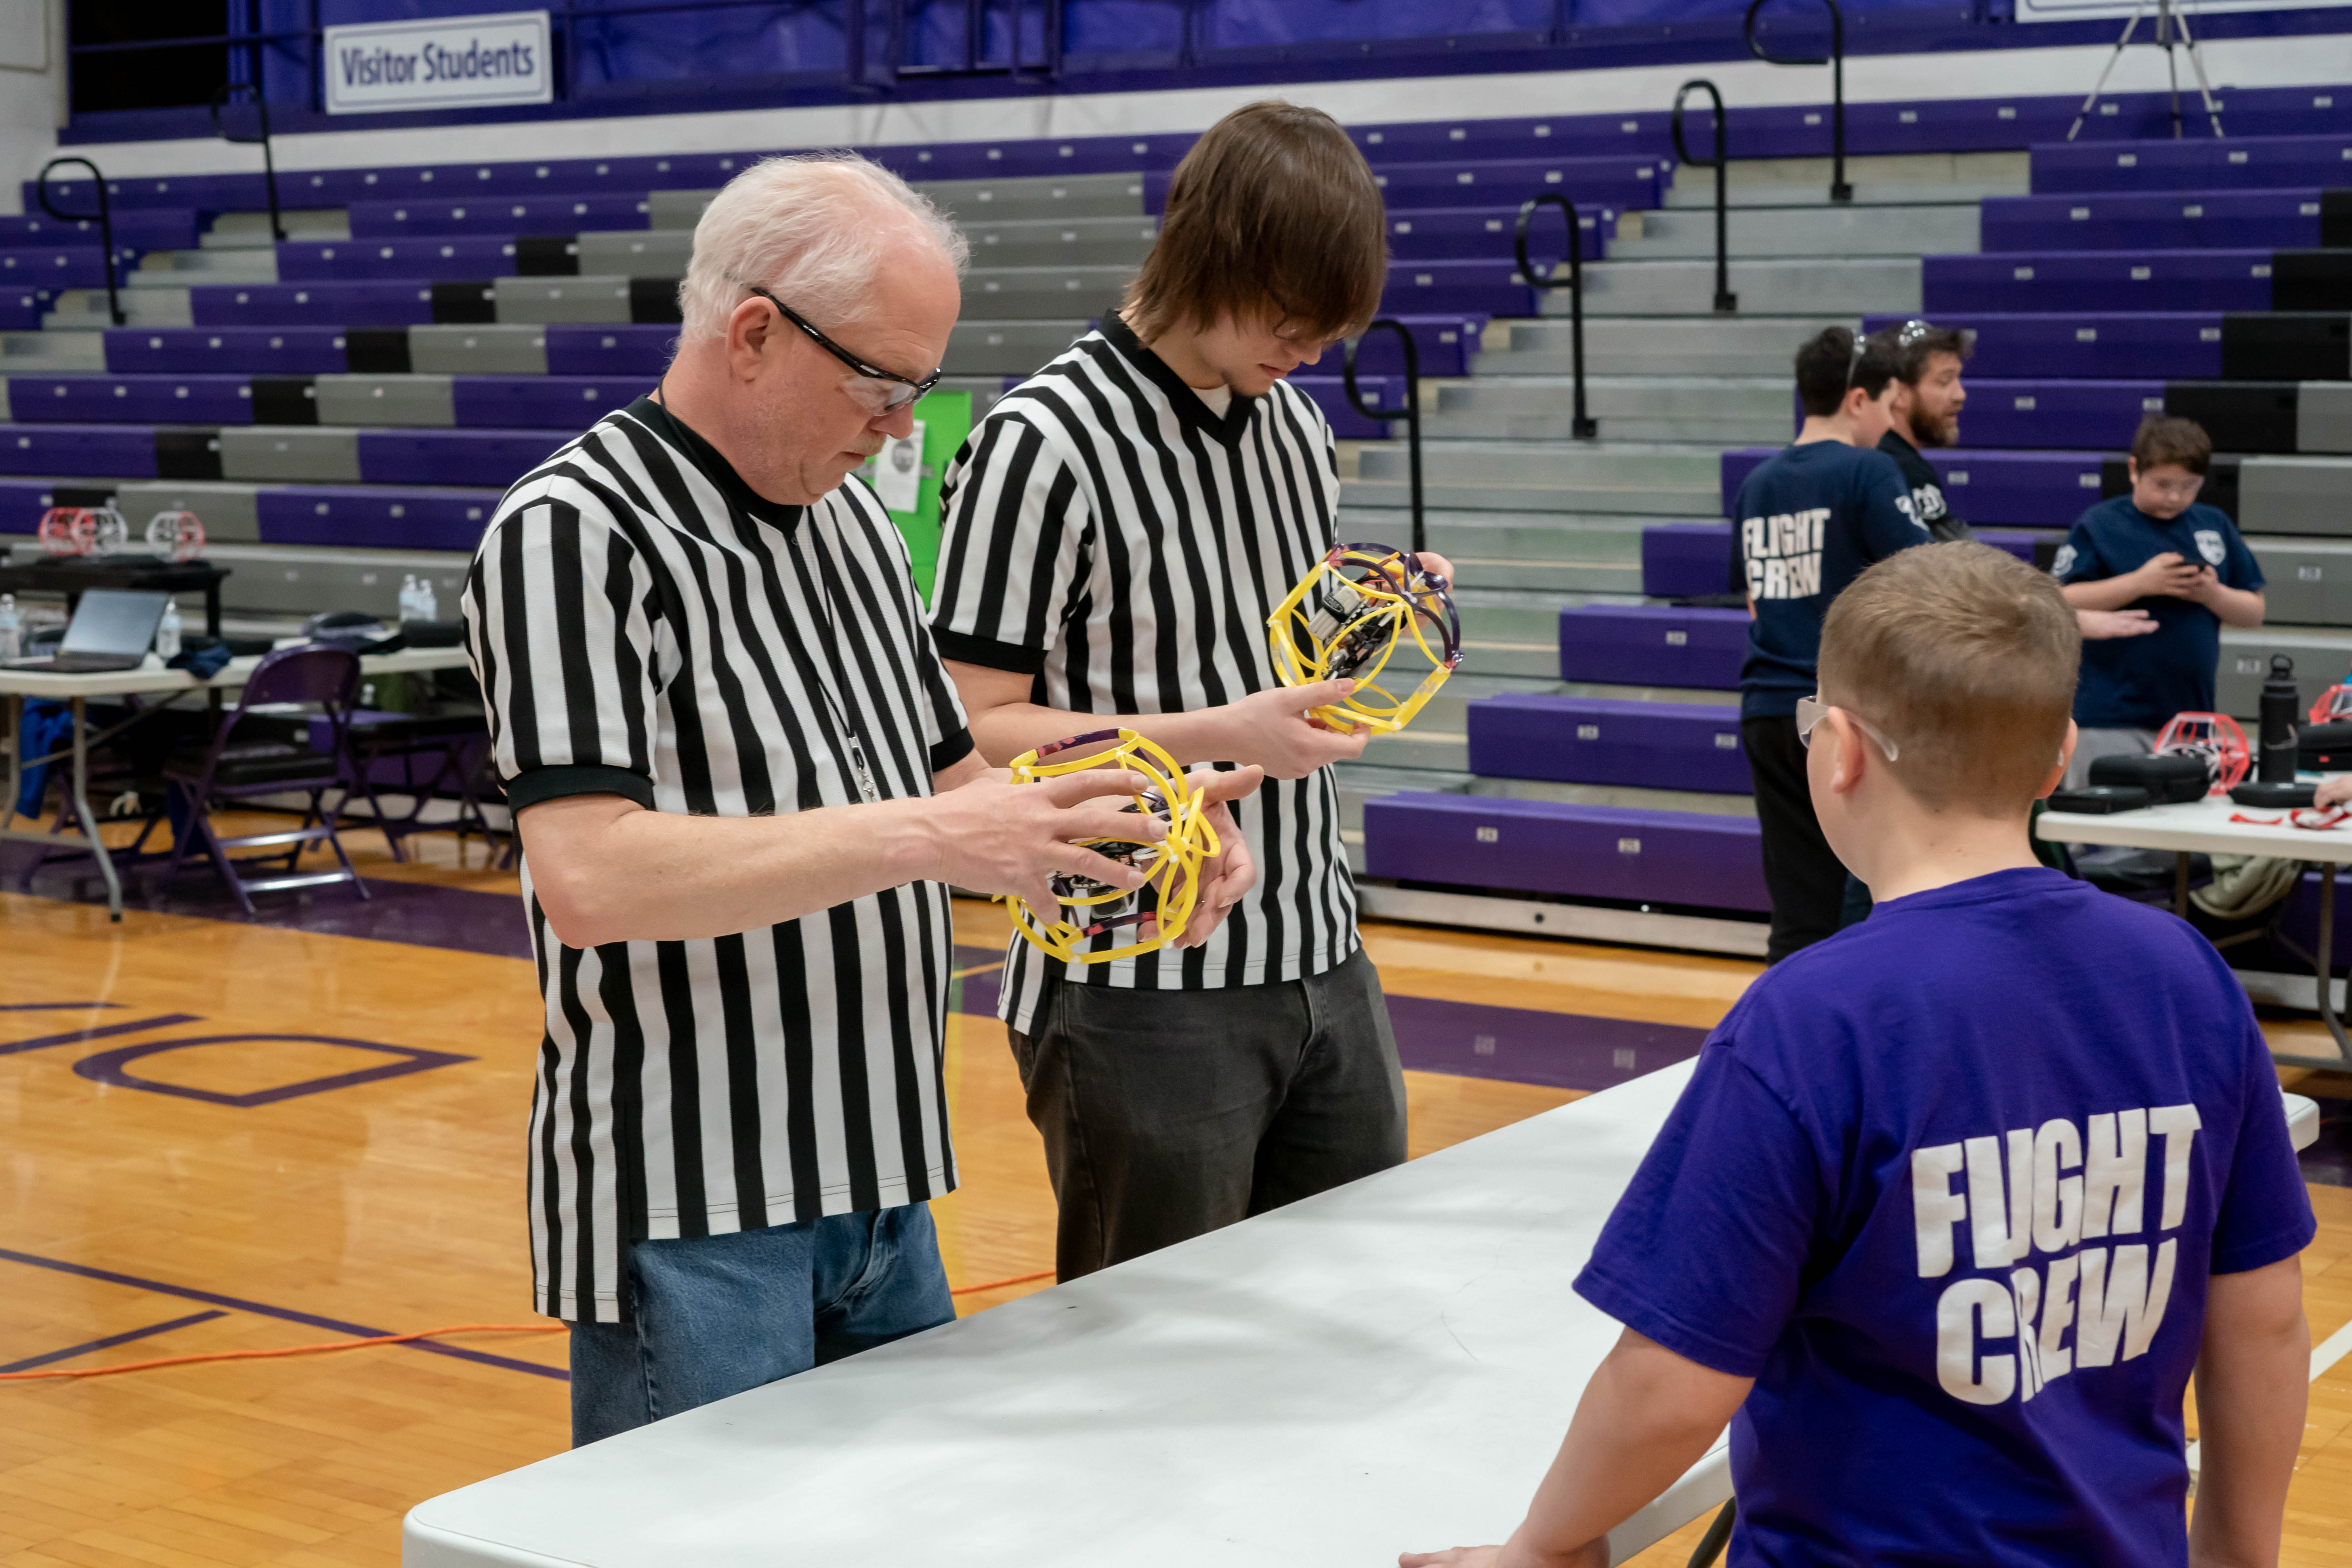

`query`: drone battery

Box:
[2087,751,2208,803]
[1304,580,1367,645]
[2228,781,2317,808]
[2048,785,2152,814]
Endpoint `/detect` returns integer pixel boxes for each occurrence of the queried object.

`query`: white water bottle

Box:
[414,575,439,621]
[155,598,181,660]
[0,594,19,660]
[398,573,421,622]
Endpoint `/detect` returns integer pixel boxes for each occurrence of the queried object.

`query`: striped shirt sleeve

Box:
[930,408,1095,674]
[851,479,976,772]
[463,488,664,812]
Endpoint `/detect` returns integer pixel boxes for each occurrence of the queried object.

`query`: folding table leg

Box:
[67,697,123,921]
[2314,862,2352,1066]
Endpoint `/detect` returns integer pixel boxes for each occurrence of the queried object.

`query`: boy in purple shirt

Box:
[1404,542,2313,1568]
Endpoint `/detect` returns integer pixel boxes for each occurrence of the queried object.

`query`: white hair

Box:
[676,152,968,343]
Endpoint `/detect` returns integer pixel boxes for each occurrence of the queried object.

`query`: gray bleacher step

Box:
[1611,202,1978,260]
[315,374,458,427]
[1362,728,1469,773]
[2243,536,2352,626]
[965,216,1160,269]
[1661,151,2030,208]
[135,249,280,283]
[945,319,1091,377]
[936,375,1013,417]
[1449,585,1592,678]
[1476,315,1854,378]
[645,189,718,229]
[579,231,694,273]
[1542,257,1920,317]
[2220,626,2352,719]
[0,331,105,369]
[1558,680,1738,708]
[1418,374,1793,445]
[916,172,1149,223]
[1332,764,1474,833]
[220,427,359,484]
[202,541,472,619]
[46,288,194,330]
[1408,672,1570,735]
[1468,777,1757,819]
[496,275,637,324]
[2236,458,2352,537]
[202,210,350,246]
[112,480,263,543]
[1338,506,1660,594]
[411,324,550,374]
[964,264,1135,320]
[1346,438,1722,515]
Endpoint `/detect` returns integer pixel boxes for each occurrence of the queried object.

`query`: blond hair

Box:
[1817,542,2079,814]
[677,152,968,343]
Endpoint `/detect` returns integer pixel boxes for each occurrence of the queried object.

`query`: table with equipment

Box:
[0,647,471,920]
[401,1056,2325,1568]
[2039,794,2352,1067]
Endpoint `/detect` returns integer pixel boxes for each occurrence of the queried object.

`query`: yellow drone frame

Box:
[1001,728,1223,966]
[1266,543,1465,735]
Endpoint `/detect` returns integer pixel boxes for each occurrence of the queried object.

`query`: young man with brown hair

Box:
[2056,415,2266,788]
[1869,317,1972,541]
[930,102,1447,1280]
[1404,542,2312,1568]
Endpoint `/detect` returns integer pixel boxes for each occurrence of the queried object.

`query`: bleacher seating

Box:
[8,78,2352,945]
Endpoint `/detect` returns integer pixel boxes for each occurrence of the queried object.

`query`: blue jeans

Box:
[566,1205,956,1447]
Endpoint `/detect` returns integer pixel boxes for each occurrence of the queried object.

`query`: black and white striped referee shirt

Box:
[464,395,973,1323]
[932,315,1358,1035]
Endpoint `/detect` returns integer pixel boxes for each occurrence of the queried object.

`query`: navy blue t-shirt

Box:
[1576,867,2313,1568]
[2056,496,2265,730]
[1735,441,1929,720]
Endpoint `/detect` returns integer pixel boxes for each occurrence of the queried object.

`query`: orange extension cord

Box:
[0,1269,1060,1383]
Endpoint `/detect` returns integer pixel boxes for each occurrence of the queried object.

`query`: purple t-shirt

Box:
[1575,867,2314,1567]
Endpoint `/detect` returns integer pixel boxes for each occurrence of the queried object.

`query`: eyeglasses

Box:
[731,277,944,414]
[1797,694,1900,763]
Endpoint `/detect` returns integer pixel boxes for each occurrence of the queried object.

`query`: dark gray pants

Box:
[1008,946,1408,1280]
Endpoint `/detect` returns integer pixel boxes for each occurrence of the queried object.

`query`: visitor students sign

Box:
[324,10,552,114]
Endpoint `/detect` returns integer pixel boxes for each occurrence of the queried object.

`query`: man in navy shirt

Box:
[1736,326,1927,962]
[1402,543,2312,1568]
[2056,416,2266,788]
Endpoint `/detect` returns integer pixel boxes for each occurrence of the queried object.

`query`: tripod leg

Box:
[2161,0,2182,140]
[2068,1,2150,142]
[2174,11,2226,138]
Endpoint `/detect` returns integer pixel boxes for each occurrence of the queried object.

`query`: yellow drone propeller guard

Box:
[1000,728,1223,966]
[1266,546,1462,736]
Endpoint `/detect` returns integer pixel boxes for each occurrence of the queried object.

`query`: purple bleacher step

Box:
[1364,791,1768,913]
[191,281,446,330]
[1772,379,2164,452]
[257,485,500,552]
[6,374,258,426]
[1982,189,2335,254]
[103,327,353,376]
[347,195,652,237]
[1860,312,2231,380]
[356,428,577,488]
[2030,133,2352,195]
[1925,250,2280,315]
[0,248,116,290]
[1468,694,1751,794]
[1558,603,1745,690]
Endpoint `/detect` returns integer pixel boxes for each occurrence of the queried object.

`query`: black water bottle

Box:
[2260,654,2300,784]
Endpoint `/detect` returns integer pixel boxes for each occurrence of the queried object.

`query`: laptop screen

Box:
[60,590,169,657]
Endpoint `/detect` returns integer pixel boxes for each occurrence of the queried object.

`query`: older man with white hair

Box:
[463,152,1248,1446]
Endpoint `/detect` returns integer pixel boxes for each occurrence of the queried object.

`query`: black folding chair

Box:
[160,645,369,913]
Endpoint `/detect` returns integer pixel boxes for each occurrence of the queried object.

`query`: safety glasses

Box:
[732,277,944,414]
[1797,694,1900,764]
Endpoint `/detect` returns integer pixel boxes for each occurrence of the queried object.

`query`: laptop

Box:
[7,590,170,673]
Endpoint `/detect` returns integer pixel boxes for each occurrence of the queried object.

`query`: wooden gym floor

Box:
[0,821,2347,1567]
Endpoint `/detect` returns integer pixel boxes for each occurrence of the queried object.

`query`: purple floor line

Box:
[0,1309,228,1374]
[0,1247,567,1382]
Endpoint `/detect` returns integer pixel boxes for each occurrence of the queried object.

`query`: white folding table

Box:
[2039,796,2352,1068]
[400,1058,2325,1568]
[0,646,470,919]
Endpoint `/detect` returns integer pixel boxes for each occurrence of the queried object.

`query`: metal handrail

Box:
[1343,321,1425,556]
[1514,194,1597,440]
[210,83,285,243]
[1671,79,1737,315]
[1744,0,1852,203]
[35,157,122,327]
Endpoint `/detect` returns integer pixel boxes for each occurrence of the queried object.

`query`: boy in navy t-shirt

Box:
[1737,326,1929,963]
[1403,543,2312,1568]
[2056,415,2265,789]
